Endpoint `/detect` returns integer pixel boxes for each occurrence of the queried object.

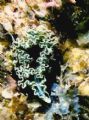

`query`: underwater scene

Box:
[0,0,89,120]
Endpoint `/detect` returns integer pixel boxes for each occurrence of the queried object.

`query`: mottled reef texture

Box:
[0,0,89,120]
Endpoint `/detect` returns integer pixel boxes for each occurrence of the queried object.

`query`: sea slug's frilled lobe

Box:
[12,25,59,103]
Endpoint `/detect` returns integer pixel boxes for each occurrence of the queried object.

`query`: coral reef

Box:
[0,0,89,120]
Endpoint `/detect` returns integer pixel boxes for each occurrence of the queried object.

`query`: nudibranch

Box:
[12,25,59,103]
